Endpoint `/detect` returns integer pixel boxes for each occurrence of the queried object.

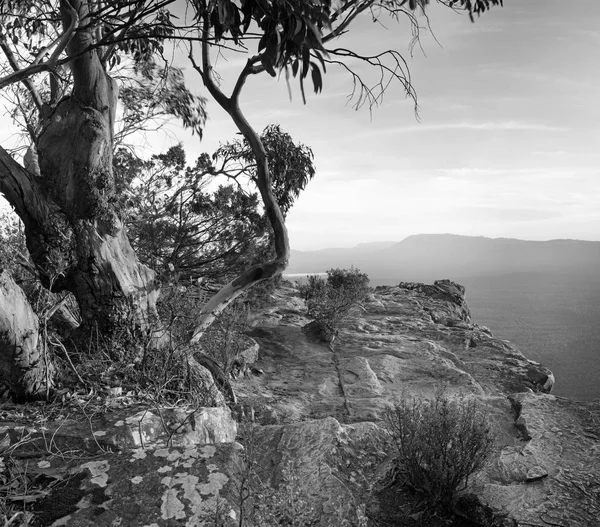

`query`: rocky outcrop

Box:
[397,279,472,325]
[1,280,598,526]
[0,404,237,457]
[239,281,554,424]
[34,442,242,526]
[472,393,600,526]
[233,280,599,526]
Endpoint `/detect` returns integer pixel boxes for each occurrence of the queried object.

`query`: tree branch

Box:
[188,15,231,112]
[231,55,262,102]
[188,13,290,344]
[323,1,372,43]
[0,145,59,229]
[0,33,43,112]
[0,2,79,92]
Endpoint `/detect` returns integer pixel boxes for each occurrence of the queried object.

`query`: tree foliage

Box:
[0,211,25,276]
[0,0,504,124]
[115,145,265,282]
[214,124,315,217]
[301,267,370,334]
[115,123,314,283]
[188,0,503,107]
[385,390,494,510]
[115,60,207,146]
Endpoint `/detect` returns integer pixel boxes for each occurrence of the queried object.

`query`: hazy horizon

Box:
[285,234,600,402]
[291,233,600,252]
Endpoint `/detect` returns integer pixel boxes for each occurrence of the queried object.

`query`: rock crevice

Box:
[3,280,598,527]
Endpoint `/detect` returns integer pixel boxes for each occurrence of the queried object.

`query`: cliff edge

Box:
[1,280,598,526]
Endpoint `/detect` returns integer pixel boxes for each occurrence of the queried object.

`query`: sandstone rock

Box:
[237,283,555,424]
[470,393,600,526]
[398,279,472,324]
[34,442,243,526]
[249,417,389,526]
[0,405,237,457]
[2,281,596,527]
[525,466,548,482]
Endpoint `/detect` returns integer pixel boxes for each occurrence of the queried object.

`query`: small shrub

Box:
[157,281,210,344]
[385,391,494,511]
[300,267,369,334]
[157,278,268,369]
[200,300,252,377]
[0,211,26,278]
[231,424,321,527]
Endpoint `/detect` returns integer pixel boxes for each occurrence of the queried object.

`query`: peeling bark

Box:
[0,270,53,400]
[0,0,160,339]
[35,95,159,334]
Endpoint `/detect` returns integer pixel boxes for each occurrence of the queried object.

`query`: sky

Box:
[2,0,600,250]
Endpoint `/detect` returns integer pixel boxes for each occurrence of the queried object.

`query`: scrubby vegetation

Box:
[385,390,494,513]
[300,267,370,337]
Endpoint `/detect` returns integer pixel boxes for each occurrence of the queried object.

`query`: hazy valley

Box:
[288,234,600,401]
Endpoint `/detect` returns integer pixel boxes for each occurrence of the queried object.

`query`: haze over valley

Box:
[287,234,600,401]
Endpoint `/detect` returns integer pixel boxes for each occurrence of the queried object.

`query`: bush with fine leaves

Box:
[0,211,27,277]
[300,267,369,333]
[385,391,494,511]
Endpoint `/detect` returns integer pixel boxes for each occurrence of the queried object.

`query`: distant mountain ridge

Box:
[288,233,600,401]
[289,234,600,282]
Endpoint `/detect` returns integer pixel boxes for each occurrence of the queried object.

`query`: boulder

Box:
[0,404,237,456]
[33,442,243,527]
[247,417,389,526]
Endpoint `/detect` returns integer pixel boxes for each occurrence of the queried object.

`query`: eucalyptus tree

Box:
[119,124,314,284]
[0,0,501,398]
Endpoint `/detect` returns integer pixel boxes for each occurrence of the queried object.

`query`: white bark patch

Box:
[131,476,143,485]
[37,460,51,469]
[92,430,107,437]
[114,420,125,427]
[81,460,110,487]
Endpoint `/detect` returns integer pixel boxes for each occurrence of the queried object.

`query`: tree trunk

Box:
[188,19,291,344]
[0,271,53,400]
[34,95,159,336]
[0,0,159,341]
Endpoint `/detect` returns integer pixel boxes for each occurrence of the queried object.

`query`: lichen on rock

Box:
[4,281,599,526]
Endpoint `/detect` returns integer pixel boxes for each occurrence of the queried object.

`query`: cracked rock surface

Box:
[2,280,599,526]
